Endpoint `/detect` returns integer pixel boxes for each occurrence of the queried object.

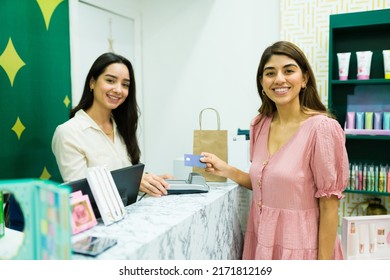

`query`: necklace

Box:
[99,124,113,135]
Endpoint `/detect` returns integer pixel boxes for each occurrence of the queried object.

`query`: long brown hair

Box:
[256,41,332,119]
[71,53,141,164]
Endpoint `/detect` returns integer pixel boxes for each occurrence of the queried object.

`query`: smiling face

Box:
[260,54,308,108]
[89,63,130,111]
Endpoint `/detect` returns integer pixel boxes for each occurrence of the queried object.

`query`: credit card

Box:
[184,154,206,168]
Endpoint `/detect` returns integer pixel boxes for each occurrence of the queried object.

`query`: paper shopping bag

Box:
[193,108,228,182]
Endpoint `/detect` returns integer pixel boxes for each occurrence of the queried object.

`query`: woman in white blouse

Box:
[52,52,171,196]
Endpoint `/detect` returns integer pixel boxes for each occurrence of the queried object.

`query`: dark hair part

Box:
[70,52,141,164]
[256,41,331,118]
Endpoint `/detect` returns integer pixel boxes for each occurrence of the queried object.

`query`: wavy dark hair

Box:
[70,52,141,164]
[256,41,332,120]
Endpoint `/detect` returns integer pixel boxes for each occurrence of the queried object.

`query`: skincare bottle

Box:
[383,112,390,130]
[350,163,356,190]
[369,223,376,253]
[346,112,356,129]
[348,222,359,257]
[383,50,390,79]
[374,165,379,192]
[368,165,374,192]
[377,228,385,247]
[374,112,382,130]
[364,112,373,130]
[337,52,351,80]
[358,163,363,190]
[362,164,367,191]
[356,51,373,80]
[355,112,365,129]
[379,166,385,192]
[358,224,368,254]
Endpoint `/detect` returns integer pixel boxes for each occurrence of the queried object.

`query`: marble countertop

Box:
[72,182,251,260]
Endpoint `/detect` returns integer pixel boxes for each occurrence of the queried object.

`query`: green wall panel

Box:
[0,0,71,183]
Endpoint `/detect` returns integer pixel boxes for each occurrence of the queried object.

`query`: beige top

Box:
[52,109,131,182]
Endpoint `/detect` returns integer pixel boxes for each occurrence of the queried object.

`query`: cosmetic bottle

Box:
[337,52,351,80]
[383,50,390,79]
[374,165,379,192]
[369,223,376,253]
[355,164,359,190]
[356,51,373,80]
[374,112,383,130]
[384,112,390,130]
[350,163,356,190]
[365,112,373,130]
[362,164,367,191]
[346,112,356,129]
[377,228,385,247]
[348,222,359,257]
[355,112,365,129]
[358,224,368,254]
[387,170,390,193]
[358,163,363,190]
[369,164,375,192]
[379,166,385,192]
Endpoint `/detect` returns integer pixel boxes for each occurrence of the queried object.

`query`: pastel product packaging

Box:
[347,222,359,257]
[337,52,351,80]
[346,112,355,129]
[387,171,390,193]
[356,51,373,80]
[377,228,385,247]
[383,50,390,79]
[383,112,390,130]
[374,112,382,130]
[369,223,376,253]
[355,112,365,129]
[358,224,368,254]
[364,112,373,130]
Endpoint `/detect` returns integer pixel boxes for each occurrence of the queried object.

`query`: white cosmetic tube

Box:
[358,224,368,254]
[383,50,390,79]
[369,223,376,253]
[337,52,351,80]
[348,222,359,257]
[356,51,373,80]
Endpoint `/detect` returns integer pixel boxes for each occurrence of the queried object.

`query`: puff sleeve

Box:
[311,117,349,199]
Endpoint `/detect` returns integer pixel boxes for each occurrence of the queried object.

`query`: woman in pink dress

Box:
[201,41,349,260]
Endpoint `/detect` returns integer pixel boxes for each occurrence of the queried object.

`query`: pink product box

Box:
[70,190,97,234]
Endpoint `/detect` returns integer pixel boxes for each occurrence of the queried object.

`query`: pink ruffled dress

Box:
[242,114,349,260]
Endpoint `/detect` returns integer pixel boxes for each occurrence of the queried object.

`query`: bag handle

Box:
[199,108,221,130]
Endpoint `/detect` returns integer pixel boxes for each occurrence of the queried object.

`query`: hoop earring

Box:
[262,90,266,96]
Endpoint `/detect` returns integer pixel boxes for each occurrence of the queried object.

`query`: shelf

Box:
[331,79,390,85]
[344,189,390,196]
[328,9,390,168]
[345,129,390,139]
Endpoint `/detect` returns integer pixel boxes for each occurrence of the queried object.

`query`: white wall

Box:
[69,0,280,175]
[140,0,280,174]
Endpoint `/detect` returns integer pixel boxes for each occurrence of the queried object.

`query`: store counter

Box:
[72,182,251,260]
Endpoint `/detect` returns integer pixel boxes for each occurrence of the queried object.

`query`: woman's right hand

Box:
[200,152,231,178]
